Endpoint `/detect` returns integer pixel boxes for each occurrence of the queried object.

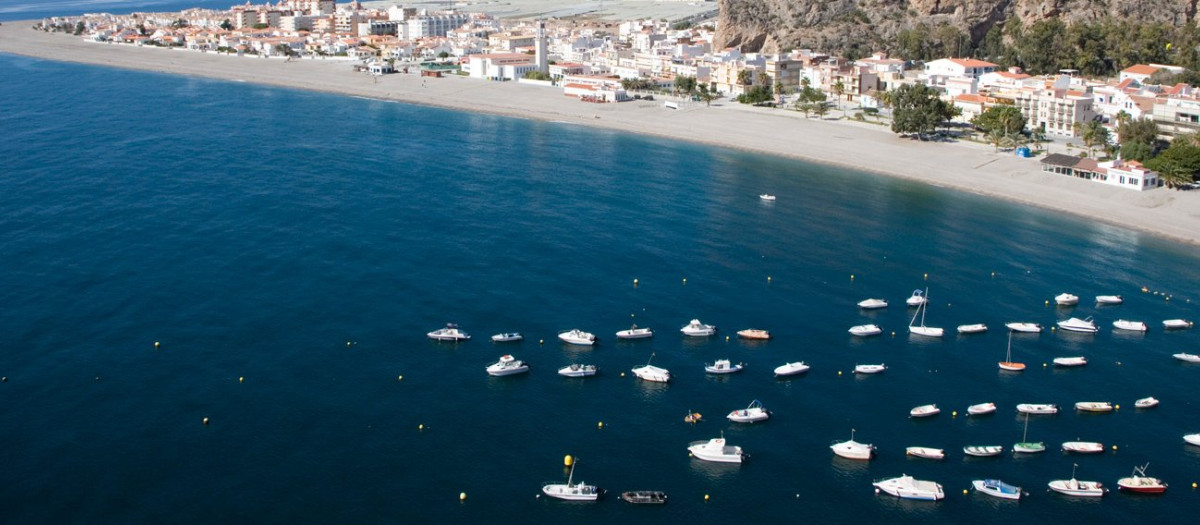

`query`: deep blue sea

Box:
[4,35,1200,524]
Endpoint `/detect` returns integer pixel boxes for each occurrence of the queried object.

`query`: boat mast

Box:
[1021,412,1030,442]
[566,459,576,486]
[920,288,929,327]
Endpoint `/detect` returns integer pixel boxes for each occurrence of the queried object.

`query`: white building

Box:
[467,52,536,80]
[924,58,997,89]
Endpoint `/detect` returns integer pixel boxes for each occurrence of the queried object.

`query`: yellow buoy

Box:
[704,494,710,501]
[397,375,403,381]
[725,336,730,341]
[238,376,244,383]
[202,417,209,425]
[539,339,544,345]
[346,341,351,347]
[459,492,467,501]
[597,421,604,429]
[991,271,995,277]
[952,411,958,417]
[633,278,639,285]
[620,372,625,377]
[564,454,573,467]
[682,277,687,284]
[1112,445,1118,451]
[1192,482,1197,489]
[850,274,855,280]
[891,331,895,337]
[962,489,968,495]
[1043,363,1047,368]
[418,424,424,431]
[837,371,842,376]
[1115,404,1120,410]
[1044,300,1049,306]
[154,341,160,348]
[767,276,772,282]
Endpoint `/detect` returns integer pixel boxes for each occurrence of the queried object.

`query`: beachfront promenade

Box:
[4,22,1200,245]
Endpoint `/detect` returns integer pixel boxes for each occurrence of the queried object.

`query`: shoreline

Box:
[4,23,1200,247]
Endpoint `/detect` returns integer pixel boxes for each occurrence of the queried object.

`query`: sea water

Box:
[2,53,1199,523]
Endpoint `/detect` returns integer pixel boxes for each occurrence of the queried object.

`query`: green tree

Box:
[220,19,233,31]
[1117,117,1163,161]
[737,69,752,86]
[674,75,697,95]
[889,84,954,139]
[523,70,551,81]
[972,105,1026,136]
[1079,120,1111,157]
[73,21,84,35]
[1146,136,1200,187]
[812,101,830,119]
[437,51,450,59]
[697,84,715,107]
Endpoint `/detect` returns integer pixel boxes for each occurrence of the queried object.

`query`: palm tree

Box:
[833,80,846,116]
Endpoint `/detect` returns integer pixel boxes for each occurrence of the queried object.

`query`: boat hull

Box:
[1048,480,1105,497]
[542,484,600,501]
[957,324,987,334]
[773,362,810,376]
[1117,480,1167,494]
[967,403,997,416]
[972,479,1021,500]
[1016,404,1058,415]
[963,446,1003,457]
[873,476,944,501]
[906,447,945,460]
[615,329,653,339]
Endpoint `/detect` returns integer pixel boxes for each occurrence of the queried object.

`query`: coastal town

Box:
[25,0,1200,194]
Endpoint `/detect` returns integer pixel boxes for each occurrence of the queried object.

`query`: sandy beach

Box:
[3,22,1200,245]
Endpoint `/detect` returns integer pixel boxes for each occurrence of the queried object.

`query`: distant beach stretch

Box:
[3,22,1200,244]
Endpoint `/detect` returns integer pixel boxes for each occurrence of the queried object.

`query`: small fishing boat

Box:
[557,363,597,377]
[491,332,523,342]
[1075,401,1114,413]
[688,435,744,463]
[620,491,667,504]
[1057,317,1098,333]
[615,325,653,340]
[542,460,600,501]
[1163,319,1193,329]
[999,331,1025,371]
[1174,352,1200,363]
[831,429,875,460]
[905,447,945,460]
[905,289,927,306]
[1112,319,1148,332]
[1055,292,1079,306]
[1048,464,1106,497]
[727,399,770,423]
[736,328,771,340]
[1095,295,1124,305]
[558,329,596,346]
[873,475,944,501]
[1013,412,1045,454]
[486,354,529,376]
[1053,356,1088,367]
[427,323,471,341]
[684,411,703,424]
[857,298,888,309]
[773,361,810,377]
[1134,396,1159,408]
[909,404,941,418]
[1005,322,1043,333]
[957,323,988,334]
[1016,403,1058,415]
[967,402,997,416]
[1117,463,1167,494]
[972,479,1022,500]
[908,288,943,337]
[759,194,776,201]
[854,364,886,374]
[1184,433,1200,446]
[963,445,1003,457]
[848,324,883,337]
[704,359,744,374]
[631,353,670,383]
[680,319,716,337]
[1061,441,1104,454]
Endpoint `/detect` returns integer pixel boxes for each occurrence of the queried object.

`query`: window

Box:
[1131,178,1139,186]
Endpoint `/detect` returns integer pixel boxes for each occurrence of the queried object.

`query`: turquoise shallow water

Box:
[2,52,1200,523]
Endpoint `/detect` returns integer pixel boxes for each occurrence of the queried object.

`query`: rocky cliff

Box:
[714,0,1198,55]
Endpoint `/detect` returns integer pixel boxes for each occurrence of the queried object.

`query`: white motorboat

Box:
[1186,433,1200,446]
[967,402,997,416]
[486,354,529,376]
[848,324,883,337]
[854,364,886,374]
[998,330,1026,371]
[680,319,716,337]
[873,475,944,501]
[1053,356,1087,367]
[908,288,943,337]
[963,445,1003,457]
[490,332,523,342]
[830,429,875,460]
[1135,396,1159,408]
[972,479,1022,500]
[1117,463,1167,494]
[1112,319,1148,332]
[1048,465,1106,497]
[1057,317,1098,333]
[1095,295,1124,305]
[1055,292,1079,306]
[542,460,600,501]
[727,399,770,423]
[905,447,945,460]
[857,298,888,309]
[1013,412,1045,454]
[957,323,987,334]
[631,354,670,383]
[688,436,744,463]
[759,194,776,201]
[557,363,597,378]
[909,404,940,418]
[1075,401,1114,413]
[704,359,744,374]
[1163,319,1193,329]
[427,323,471,341]
[905,289,927,307]
[1061,441,1104,454]
[773,361,810,377]
[1173,352,1200,363]
[1005,322,1043,333]
[736,328,771,340]
[1016,403,1058,415]
[615,325,653,340]
[558,329,596,346]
